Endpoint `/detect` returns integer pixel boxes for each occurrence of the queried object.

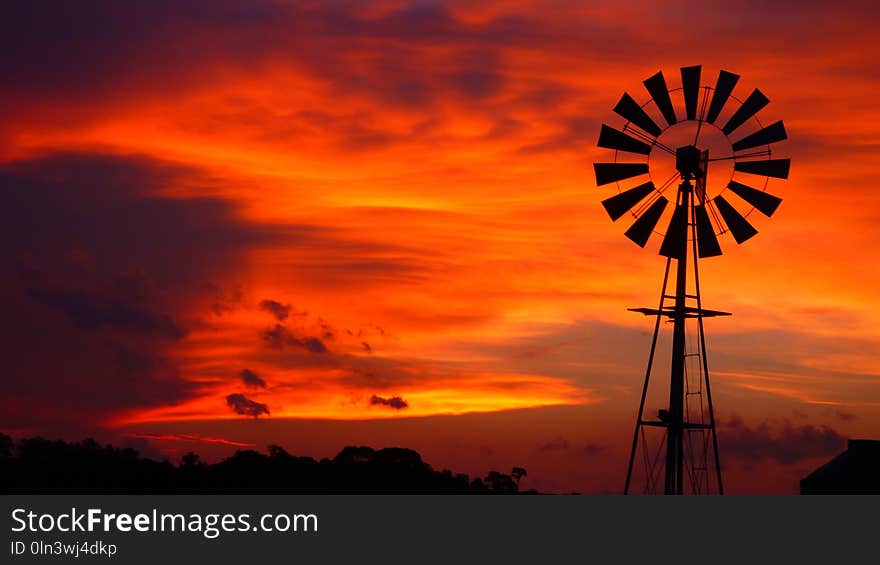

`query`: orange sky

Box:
[2,0,879,493]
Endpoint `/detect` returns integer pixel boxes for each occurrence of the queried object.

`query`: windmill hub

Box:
[675,145,705,179]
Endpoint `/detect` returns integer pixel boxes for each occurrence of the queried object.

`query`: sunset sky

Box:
[2,0,879,494]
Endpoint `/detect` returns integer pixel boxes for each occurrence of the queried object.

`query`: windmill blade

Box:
[681,65,701,120]
[714,195,758,243]
[624,196,668,247]
[593,162,649,186]
[734,158,791,179]
[659,203,688,258]
[727,180,782,217]
[601,182,655,221]
[706,70,740,124]
[694,204,722,257]
[722,89,770,135]
[643,71,677,126]
[614,92,662,136]
[731,120,787,152]
[598,124,652,155]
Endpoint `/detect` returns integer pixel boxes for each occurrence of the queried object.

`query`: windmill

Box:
[593,66,790,494]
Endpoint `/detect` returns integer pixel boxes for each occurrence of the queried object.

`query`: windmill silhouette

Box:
[593,66,790,494]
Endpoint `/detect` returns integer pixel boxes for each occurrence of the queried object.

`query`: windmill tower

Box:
[592,66,790,494]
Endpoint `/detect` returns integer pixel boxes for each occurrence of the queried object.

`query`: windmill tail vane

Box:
[592,65,791,495]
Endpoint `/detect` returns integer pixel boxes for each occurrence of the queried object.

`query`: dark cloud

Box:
[225,394,270,418]
[0,255,197,436]
[260,324,328,354]
[516,115,600,155]
[723,416,846,466]
[537,438,570,451]
[259,299,292,321]
[112,268,154,302]
[0,0,650,144]
[102,341,190,405]
[107,342,157,377]
[0,151,418,436]
[537,438,605,456]
[514,82,572,110]
[0,1,287,122]
[240,369,267,389]
[0,146,437,437]
[319,320,336,341]
[299,336,329,354]
[1,151,438,308]
[0,151,282,435]
[260,324,292,349]
[451,69,503,99]
[19,260,187,340]
[0,152,276,286]
[369,395,408,410]
[0,150,435,433]
[206,283,244,316]
[27,282,186,340]
[0,310,195,433]
[582,443,606,456]
[336,359,436,390]
[15,256,46,283]
[447,49,505,100]
[1,0,867,151]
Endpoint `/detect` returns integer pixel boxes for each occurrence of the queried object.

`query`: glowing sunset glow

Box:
[2,1,879,493]
[117,373,590,424]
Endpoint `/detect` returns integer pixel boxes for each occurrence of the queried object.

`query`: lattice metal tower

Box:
[592,65,791,494]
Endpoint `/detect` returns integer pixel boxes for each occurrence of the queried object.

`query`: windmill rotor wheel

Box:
[593,65,791,258]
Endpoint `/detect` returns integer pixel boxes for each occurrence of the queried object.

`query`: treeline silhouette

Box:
[0,434,534,494]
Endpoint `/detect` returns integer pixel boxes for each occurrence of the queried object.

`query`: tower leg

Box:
[624,258,672,494]
[690,201,724,495]
[664,185,691,495]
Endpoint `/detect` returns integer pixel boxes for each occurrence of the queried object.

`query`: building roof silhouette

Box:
[800,439,880,494]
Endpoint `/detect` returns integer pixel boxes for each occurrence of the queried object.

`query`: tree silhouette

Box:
[484,470,517,493]
[180,451,205,468]
[511,467,527,489]
[0,435,539,494]
[0,434,13,459]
